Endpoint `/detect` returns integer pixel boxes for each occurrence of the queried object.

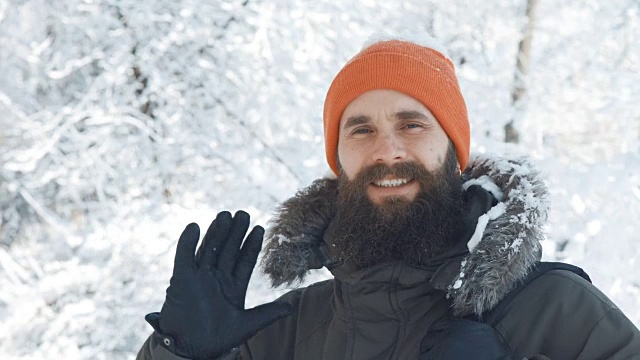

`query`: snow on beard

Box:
[331,146,464,269]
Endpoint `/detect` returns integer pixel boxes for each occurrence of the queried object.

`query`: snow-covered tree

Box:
[0,0,638,358]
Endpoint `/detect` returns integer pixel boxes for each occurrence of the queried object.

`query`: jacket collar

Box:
[261,154,549,316]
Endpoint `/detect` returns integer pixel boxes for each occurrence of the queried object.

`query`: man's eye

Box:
[405,123,423,129]
[353,128,371,135]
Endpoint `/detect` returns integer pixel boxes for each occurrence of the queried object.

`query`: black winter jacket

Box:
[138,155,640,359]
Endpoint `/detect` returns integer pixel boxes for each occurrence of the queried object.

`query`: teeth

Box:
[374,178,409,187]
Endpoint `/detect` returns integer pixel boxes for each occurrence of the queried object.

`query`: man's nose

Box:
[371,133,406,164]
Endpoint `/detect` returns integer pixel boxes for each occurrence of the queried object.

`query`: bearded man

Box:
[137,35,640,360]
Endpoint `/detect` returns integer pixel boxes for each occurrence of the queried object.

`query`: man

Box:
[138,35,640,359]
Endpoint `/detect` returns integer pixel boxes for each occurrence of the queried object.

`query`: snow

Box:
[1,1,639,358]
[274,234,291,245]
[453,279,463,290]
[571,194,586,214]
[463,175,505,201]
[467,202,507,252]
[452,260,469,290]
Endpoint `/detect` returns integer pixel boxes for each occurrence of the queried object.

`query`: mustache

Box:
[349,161,435,186]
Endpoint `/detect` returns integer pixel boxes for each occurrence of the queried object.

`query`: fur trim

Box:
[448,154,548,316]
[262,179,337,287]
[261,154,549,316]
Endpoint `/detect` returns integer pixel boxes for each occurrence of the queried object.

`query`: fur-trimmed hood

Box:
[261,154,549,317]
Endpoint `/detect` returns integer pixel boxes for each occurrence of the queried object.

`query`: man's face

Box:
[337,89,454,206]
[330,89,464,268]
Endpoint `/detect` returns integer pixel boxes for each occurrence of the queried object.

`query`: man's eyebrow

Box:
[394,110,431,121]
[343,111,433,130]
[343,115,371,130]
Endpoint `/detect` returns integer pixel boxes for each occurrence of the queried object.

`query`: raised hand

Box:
[156,211,293,359]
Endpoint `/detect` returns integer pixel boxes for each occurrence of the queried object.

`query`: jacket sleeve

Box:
[573,306,640,359]
[494,270,640,359]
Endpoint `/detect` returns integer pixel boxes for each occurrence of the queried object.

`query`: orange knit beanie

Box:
[323,36,470,175]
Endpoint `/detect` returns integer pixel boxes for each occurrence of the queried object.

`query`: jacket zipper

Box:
[388,264,407,360]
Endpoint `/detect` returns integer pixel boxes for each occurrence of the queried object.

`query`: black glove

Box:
[420,317,519,360]
[458,184,498,244]
[148,211,293,359]
[432,184,498,263]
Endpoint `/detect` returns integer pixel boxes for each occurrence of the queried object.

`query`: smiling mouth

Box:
[372,178,412,188]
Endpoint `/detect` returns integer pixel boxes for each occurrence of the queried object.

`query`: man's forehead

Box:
[340,88,433,117]
[344,89,423,106]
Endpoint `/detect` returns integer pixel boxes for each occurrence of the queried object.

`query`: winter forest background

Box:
[1,0,639,358]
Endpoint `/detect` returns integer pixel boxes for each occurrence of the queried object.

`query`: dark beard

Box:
[331,148,464,269]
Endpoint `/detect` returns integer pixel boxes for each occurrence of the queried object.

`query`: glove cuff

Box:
[145,312,181,355]
[144,312,241,360]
